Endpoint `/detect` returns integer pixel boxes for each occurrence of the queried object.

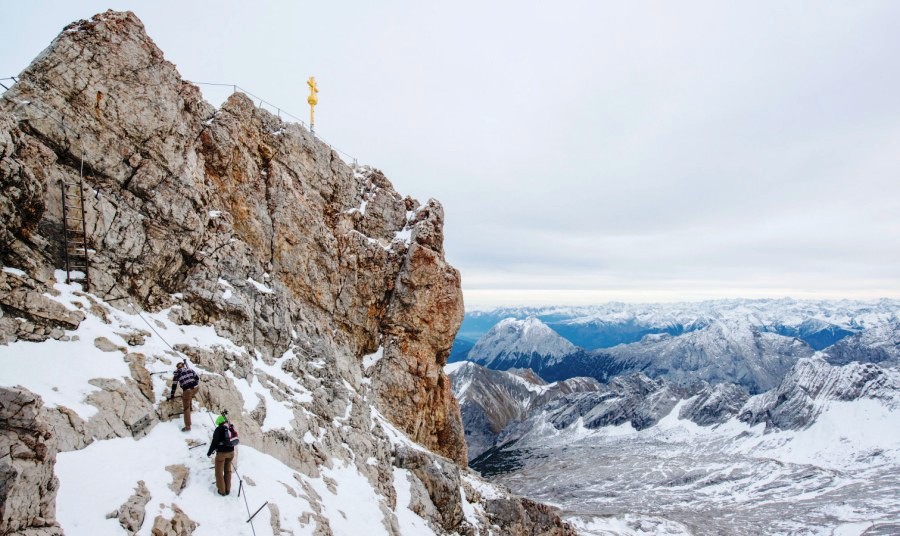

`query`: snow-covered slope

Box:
[601,319,815,393]
[467,317,577,370]
[825,317,900,366]
[468,358,900,534]
[740,356,900,430]
[0,272,568,535]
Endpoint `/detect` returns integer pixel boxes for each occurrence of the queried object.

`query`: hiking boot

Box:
[181,426,191,432]
[218,491,227,496]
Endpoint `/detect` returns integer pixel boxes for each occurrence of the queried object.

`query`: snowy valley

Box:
[449,303,900,534]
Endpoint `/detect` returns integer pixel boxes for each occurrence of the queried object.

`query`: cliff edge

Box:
[0,10,574,536]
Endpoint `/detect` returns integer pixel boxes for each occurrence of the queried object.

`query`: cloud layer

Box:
[3,1,899,306]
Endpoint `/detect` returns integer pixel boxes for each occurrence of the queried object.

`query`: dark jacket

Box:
[207,424,235,456]
[170,366,200,398]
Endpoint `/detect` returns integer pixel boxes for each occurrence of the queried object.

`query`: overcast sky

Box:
[3,1,899,307]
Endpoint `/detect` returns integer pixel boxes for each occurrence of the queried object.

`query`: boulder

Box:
[0,387,63,535]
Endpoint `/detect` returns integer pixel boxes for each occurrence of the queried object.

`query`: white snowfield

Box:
[0,271,504,536]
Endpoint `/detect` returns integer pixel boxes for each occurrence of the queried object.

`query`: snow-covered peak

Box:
[469,316,577,368]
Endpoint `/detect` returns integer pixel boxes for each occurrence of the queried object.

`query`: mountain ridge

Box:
[0,10,575,535]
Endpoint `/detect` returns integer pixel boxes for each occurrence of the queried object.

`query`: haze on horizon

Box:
[3,1,899,309]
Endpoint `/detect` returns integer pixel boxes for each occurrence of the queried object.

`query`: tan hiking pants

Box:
[215,450,235,494]
[181,386,198,428]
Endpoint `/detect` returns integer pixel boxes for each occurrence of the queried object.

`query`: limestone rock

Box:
[0,270,84,343]
[483,497,578,536]
[740,357,900,430]
[84,378,158,441]
[0,387,63,535]
[151,505,198,536]
[373,207,467,463]
[1,8,466,467]
[42,406,91,452]
[94,336,123,352]
[679,382,749,426]
[400,469,441,525]
[394,447,464,532]
[108,480,151,534]
[268,503,283,536]
[125,352,155,402]
[165,465,190,495]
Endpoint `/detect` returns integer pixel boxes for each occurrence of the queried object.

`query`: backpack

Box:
[224,422,239,447]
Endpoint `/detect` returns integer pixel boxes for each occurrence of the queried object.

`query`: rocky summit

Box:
[0,10,574,535]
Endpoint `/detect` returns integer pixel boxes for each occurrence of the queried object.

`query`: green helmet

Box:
[215,415,226,426]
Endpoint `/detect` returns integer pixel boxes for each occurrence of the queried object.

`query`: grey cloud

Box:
[3,1,899,305]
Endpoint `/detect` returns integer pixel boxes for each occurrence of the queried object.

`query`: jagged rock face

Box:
[483,498,578,536]
[448,362,600,460]
[740,357,900,430]
[0,270,85,344]
[678,382,749,425]
[540,374,687,431]
[824,318,900,367]
[600,321,816,394]
[0,10,464,464]
[373,200,467,464]
[0,387,62,535]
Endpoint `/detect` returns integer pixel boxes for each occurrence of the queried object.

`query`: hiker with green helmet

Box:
[207,413,238,496]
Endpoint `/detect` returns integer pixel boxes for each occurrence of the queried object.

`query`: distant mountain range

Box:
[458,299,899,349]
[454,299,900,393]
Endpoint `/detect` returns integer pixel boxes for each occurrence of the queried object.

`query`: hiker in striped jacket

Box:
[169,361,200,431]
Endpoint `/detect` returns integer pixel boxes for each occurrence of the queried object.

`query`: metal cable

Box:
[188,80,359,164]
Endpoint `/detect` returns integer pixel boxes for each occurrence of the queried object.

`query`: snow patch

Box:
[443,361,471,375]
[218,278,233,300]
[393,468,438,535]
[567,513,692,536]
[226,371,295,432]
[363,347,384,371]
[247,277,273,294]
[308,463,390,535]
[744,399,900,469]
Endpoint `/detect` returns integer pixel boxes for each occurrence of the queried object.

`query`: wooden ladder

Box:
[60,177,90,290]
